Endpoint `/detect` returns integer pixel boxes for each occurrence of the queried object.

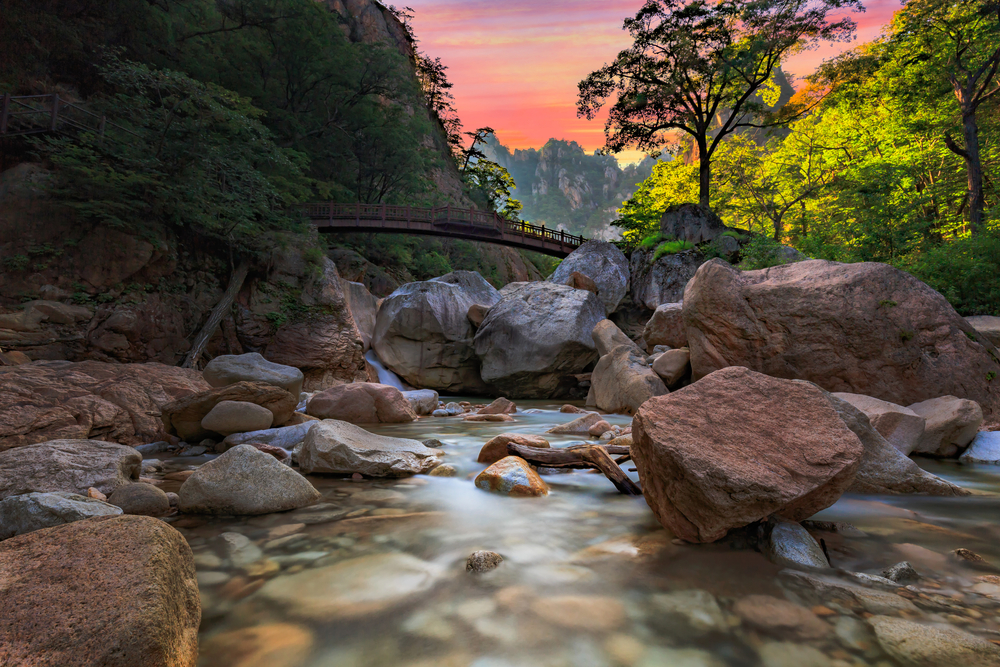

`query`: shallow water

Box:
[162,402,1000,667]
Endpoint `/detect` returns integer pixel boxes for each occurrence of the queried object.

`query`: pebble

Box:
[466,550,503,573]
[882,561,920,584]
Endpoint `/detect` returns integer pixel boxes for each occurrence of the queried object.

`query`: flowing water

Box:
[363,350,405,390]
[154,402,1000,667]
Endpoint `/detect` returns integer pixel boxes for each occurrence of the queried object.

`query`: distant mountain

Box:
[484,138,655,240]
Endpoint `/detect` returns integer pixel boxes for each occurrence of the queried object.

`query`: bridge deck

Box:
[302,203,584,258]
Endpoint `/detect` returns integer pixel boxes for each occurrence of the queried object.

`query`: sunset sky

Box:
[402,0,902,162]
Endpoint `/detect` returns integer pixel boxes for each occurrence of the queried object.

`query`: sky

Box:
[402,0,903,163]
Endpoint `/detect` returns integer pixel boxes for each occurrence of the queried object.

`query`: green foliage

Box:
[988,371,997,382]
[879,300,898,308]
[653,240,695,260]
[900,330,915,342]
[738,234,787,271]
[3,255,29,271]
[898,232,1000,316]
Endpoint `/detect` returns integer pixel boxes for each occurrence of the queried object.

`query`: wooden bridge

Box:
[301,203,585,257]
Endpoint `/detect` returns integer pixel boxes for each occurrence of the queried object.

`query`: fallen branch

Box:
[182,258,250,369]
[506,443,642,496]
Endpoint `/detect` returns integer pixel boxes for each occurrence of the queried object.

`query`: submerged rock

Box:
[298,421,442,477]
[475,456,549,497]
[869,615,1000,667]
[732,595,830,640]
[0,439,141,500]
[548,240,629,314]
[649,589,727,637]
[203,352,304,396]
[0,492,122,540]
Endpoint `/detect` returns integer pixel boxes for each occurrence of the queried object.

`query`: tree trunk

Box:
[698,137,711,207]
[963,112,985,233]
[182,258,250,369]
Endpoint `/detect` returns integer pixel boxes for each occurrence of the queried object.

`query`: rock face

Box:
[306,383,417,423]
[203,352,304,396]
[548,240,629,314]
[161,381,297,442]
[683,259,1000,420]
[179,444,320,515]
[967,315,1000,346]
[631,367,863,543]
[298,420,443,476]
[590,339,668,415]
[826,393,967,496]
[0,492,122,540]
[372,271,500,394]
[0,360,209,450]
[340,278,380,351]
[0,440,141,500]
[643,302,687,349]
[869,615,1000,667]
[0,515,200,667]
[630,248,704,310]
[832,393,926,455]
[659,203,726,245]
[474,282,605,398]
[201,400,275,436]
[475,456,549,496]
[908,396,984,457]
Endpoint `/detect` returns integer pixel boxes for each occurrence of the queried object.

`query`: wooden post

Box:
[0,94,9,135]
[49,94,59,132]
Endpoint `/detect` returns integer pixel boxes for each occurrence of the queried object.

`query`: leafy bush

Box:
[898,232,1000,316]
[738,234,788,271]
[653,239,695,260]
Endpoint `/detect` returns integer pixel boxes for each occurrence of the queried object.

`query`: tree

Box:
[459,128,523,220]
[577,0,862,207]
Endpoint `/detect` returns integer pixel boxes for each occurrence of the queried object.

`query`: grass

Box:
[653,240,695,260]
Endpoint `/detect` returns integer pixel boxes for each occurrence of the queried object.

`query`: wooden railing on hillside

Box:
[0,93,138,139]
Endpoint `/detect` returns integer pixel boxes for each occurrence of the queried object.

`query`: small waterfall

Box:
[364,349,405,390]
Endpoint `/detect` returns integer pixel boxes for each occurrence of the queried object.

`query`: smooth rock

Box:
[474,282,605,399]
[428,464,457,477]
[908,396,984,457]
[632,367,863,543]
[108,483,171,517]
[475,456,549,497]
[779,570,918,615]
[966,315,1000,346]
[256,553,443,620]
[589,420,613,437]
[463,413,514,422]
[548,412,603,435]
[479,397,517,415]
[203,352,304,397]
[643,303,687,349]
[201,400,274,436]
[0,515,200,667]
[881,561,920,584]
[733,595,830,639]
[592,319,641,357]
[199,623,314,667]
[222,422,317,453]
[531,595,625,631]
[477,433,550,465]
[307,383,417,424]
[0,439,141,499]
[590,323,668,415]
[0,492,122,540]
[161,381,296,442]
[402,389,439,416]
[341,278,379,351]
[869,615,1000,667]
[764,520,830,570]
[756,642,833,667]
[548,240,630,314]
[649,589,726,637]
[467,550,504,573]
[652,348,690,387]
[179,445,320,515]
[298,421,443,477]
[832,392,926,455]
[960,431,1000,464]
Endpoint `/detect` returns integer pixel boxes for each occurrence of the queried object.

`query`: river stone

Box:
[372,271,500,394]
[257,552,443,620]
[479,397,517,415]
[298,421,443,477]
[475,456,549,497]
[756,642,833,667]
[474,282,605,399]
[161,381,297,442]
[764,520,830,570]
[825,393,967,496]
[0,439,141,500]
[478,433,550,464]
[0,492,122,540]
[203,352,304,396]
[179,445,319,515]
[967,315,1000,346]
[200,623,314,667]
[732,595,830,640]
[832,392,926,455]
[548,412,603,435]
[306,383,417,424]
[531,595,626,631]
[590,342,668,415]
[402,389,439,416]
[908,396,984,457]
[652,348,690,387]
[649,589,727,637]
[0,515,200,667]
[201,400,274,436]
[960,431,1000,464]
[548,240,629,314]
[222,421,317,453]
[778,570,918,615]
[643,303,687,349]
[631,367,863,543]
[869,615,1000,667]
[467,550,503,573]
[108,483,171,517]
[684,259,1000,421]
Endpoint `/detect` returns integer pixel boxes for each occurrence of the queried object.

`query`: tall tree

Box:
[577,0,863,207]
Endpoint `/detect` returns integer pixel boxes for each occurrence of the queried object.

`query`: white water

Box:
[364,349,405,389]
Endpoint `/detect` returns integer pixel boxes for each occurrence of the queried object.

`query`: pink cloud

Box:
[404,0,902,152]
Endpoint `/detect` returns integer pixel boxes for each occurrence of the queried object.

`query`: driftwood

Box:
[506,443,642,496]
[182,258,250,369]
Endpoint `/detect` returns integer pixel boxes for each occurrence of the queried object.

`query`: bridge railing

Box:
[0,93,139,139]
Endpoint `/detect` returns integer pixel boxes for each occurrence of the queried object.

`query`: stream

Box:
[153,402,1000,667]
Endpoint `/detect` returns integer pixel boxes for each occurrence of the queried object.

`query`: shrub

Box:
[738,234,788,271]
[653,239,695,260]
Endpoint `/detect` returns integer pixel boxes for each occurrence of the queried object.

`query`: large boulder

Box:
[401,389,439,416]
[548,240,629,314]
[475,456,549,497]
[592,319,640,357]
[179,444,320,515]
[298,420,443,477]
[200,400,275,436]
[659,203,726,245]
[590,322,668,415]
[832,393,926,455]
[340,278,380,351]
[161,381,297,442]
[474,282,606,398]
[0,515,200,667]
[203,352,304,396]
[372,271,500,394]
[966,315,1000,347]
[643,302,687,349]
[652,348,690,387]
[631,367,863,543]
[908,396,984,457]
[0,360,209,451]
[683,259,1000,420]
[0,492,122,540]
[0,440,141,500]
[306,382,417,423]
[630,248,704,311]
